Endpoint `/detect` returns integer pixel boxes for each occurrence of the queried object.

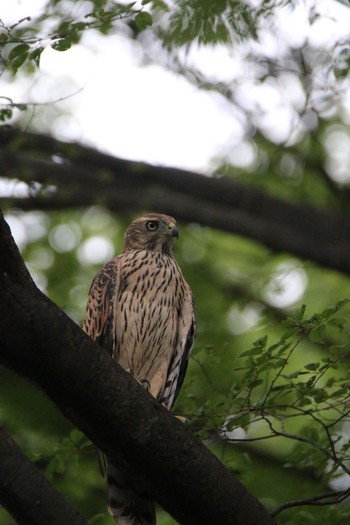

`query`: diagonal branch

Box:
[0,427,89,525]
[1,129,350,274]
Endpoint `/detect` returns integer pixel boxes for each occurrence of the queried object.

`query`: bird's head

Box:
[122,213,179,254]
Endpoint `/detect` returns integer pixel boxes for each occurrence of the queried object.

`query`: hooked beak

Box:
[168,222,179,239]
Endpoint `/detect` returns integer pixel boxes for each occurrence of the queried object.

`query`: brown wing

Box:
[160,281,196,410]
[83,258,119,355]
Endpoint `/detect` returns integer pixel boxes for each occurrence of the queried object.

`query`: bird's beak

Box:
[168,222,179,239]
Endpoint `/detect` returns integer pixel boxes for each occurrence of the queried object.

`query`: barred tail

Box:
[107,461,156,525]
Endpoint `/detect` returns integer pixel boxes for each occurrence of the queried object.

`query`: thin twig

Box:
[271,488,350,516]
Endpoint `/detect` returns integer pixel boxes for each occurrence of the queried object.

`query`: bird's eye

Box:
[146,221,158,231]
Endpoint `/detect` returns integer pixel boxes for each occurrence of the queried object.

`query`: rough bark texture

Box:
[0,211,276,525]
[1,129,350,275]
[0,427,89,525]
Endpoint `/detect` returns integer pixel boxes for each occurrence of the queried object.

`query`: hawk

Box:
[83,213,196,525]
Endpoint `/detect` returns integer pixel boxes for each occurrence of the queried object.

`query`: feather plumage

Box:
[83,213,195,525]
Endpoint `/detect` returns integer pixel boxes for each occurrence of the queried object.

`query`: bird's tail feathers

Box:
[107,461,156,525]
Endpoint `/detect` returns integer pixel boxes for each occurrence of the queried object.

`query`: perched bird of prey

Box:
[83,213,196,525]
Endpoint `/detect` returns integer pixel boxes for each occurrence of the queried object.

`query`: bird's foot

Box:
[138,378,150,391]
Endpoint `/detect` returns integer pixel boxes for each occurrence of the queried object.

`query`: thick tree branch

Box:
[0,210,276,525]
[1,129,350,274]
[0,427,89,525]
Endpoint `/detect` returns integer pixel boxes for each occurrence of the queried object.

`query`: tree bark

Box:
[0,210,276,525]
[1,129,350,275]
[0,427,89,525]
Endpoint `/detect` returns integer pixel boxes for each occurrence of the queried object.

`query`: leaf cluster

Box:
[210,301,350,512]
[0,2,152,76]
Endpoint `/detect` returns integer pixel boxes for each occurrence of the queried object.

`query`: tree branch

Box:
[0,427,89,525]
[0,209,276,525]
[271,488,350,516]
[1,129,350,274]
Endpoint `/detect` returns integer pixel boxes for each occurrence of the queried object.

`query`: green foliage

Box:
[197,300,350,521]
[0,106,12,122]
[134,11,153,31]
[44,429,92,479]
[8,43,30,73]
[154,0,259,47]
[0,2,148,76]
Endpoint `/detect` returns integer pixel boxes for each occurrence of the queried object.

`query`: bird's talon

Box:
[139,378,150,390]
[175,415,189,424]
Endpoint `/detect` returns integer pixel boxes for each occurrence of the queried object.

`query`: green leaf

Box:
[71,22,87,31]
[332,386,347,396]
[322,298,349,318]
[306,375,317,386]
[29,47,43,67]
[8,43,30,61]
[295,304,307,320]
[309,325,326,344]
[119,2,137,11]
[281,327,299,340]
[240,346,264,357]
[51,37,71,51]
[313,389,326,402]
[298,396,312,406]
[14,103,28,111]
[286,370,304,378]
[253,334,268,347]
[305,426,319,442]
[0,108,13,121]
[328,316,347,331]
[249,378,263,388]
[273,358,287,368]
[304,362,319,371]
[8,43,30,72]
[57,20,72,33]
[135,11,153,30]
[69,428,84,444]
[330,343,350,356]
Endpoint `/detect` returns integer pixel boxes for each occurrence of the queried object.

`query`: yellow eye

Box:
[146,221,158,231]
